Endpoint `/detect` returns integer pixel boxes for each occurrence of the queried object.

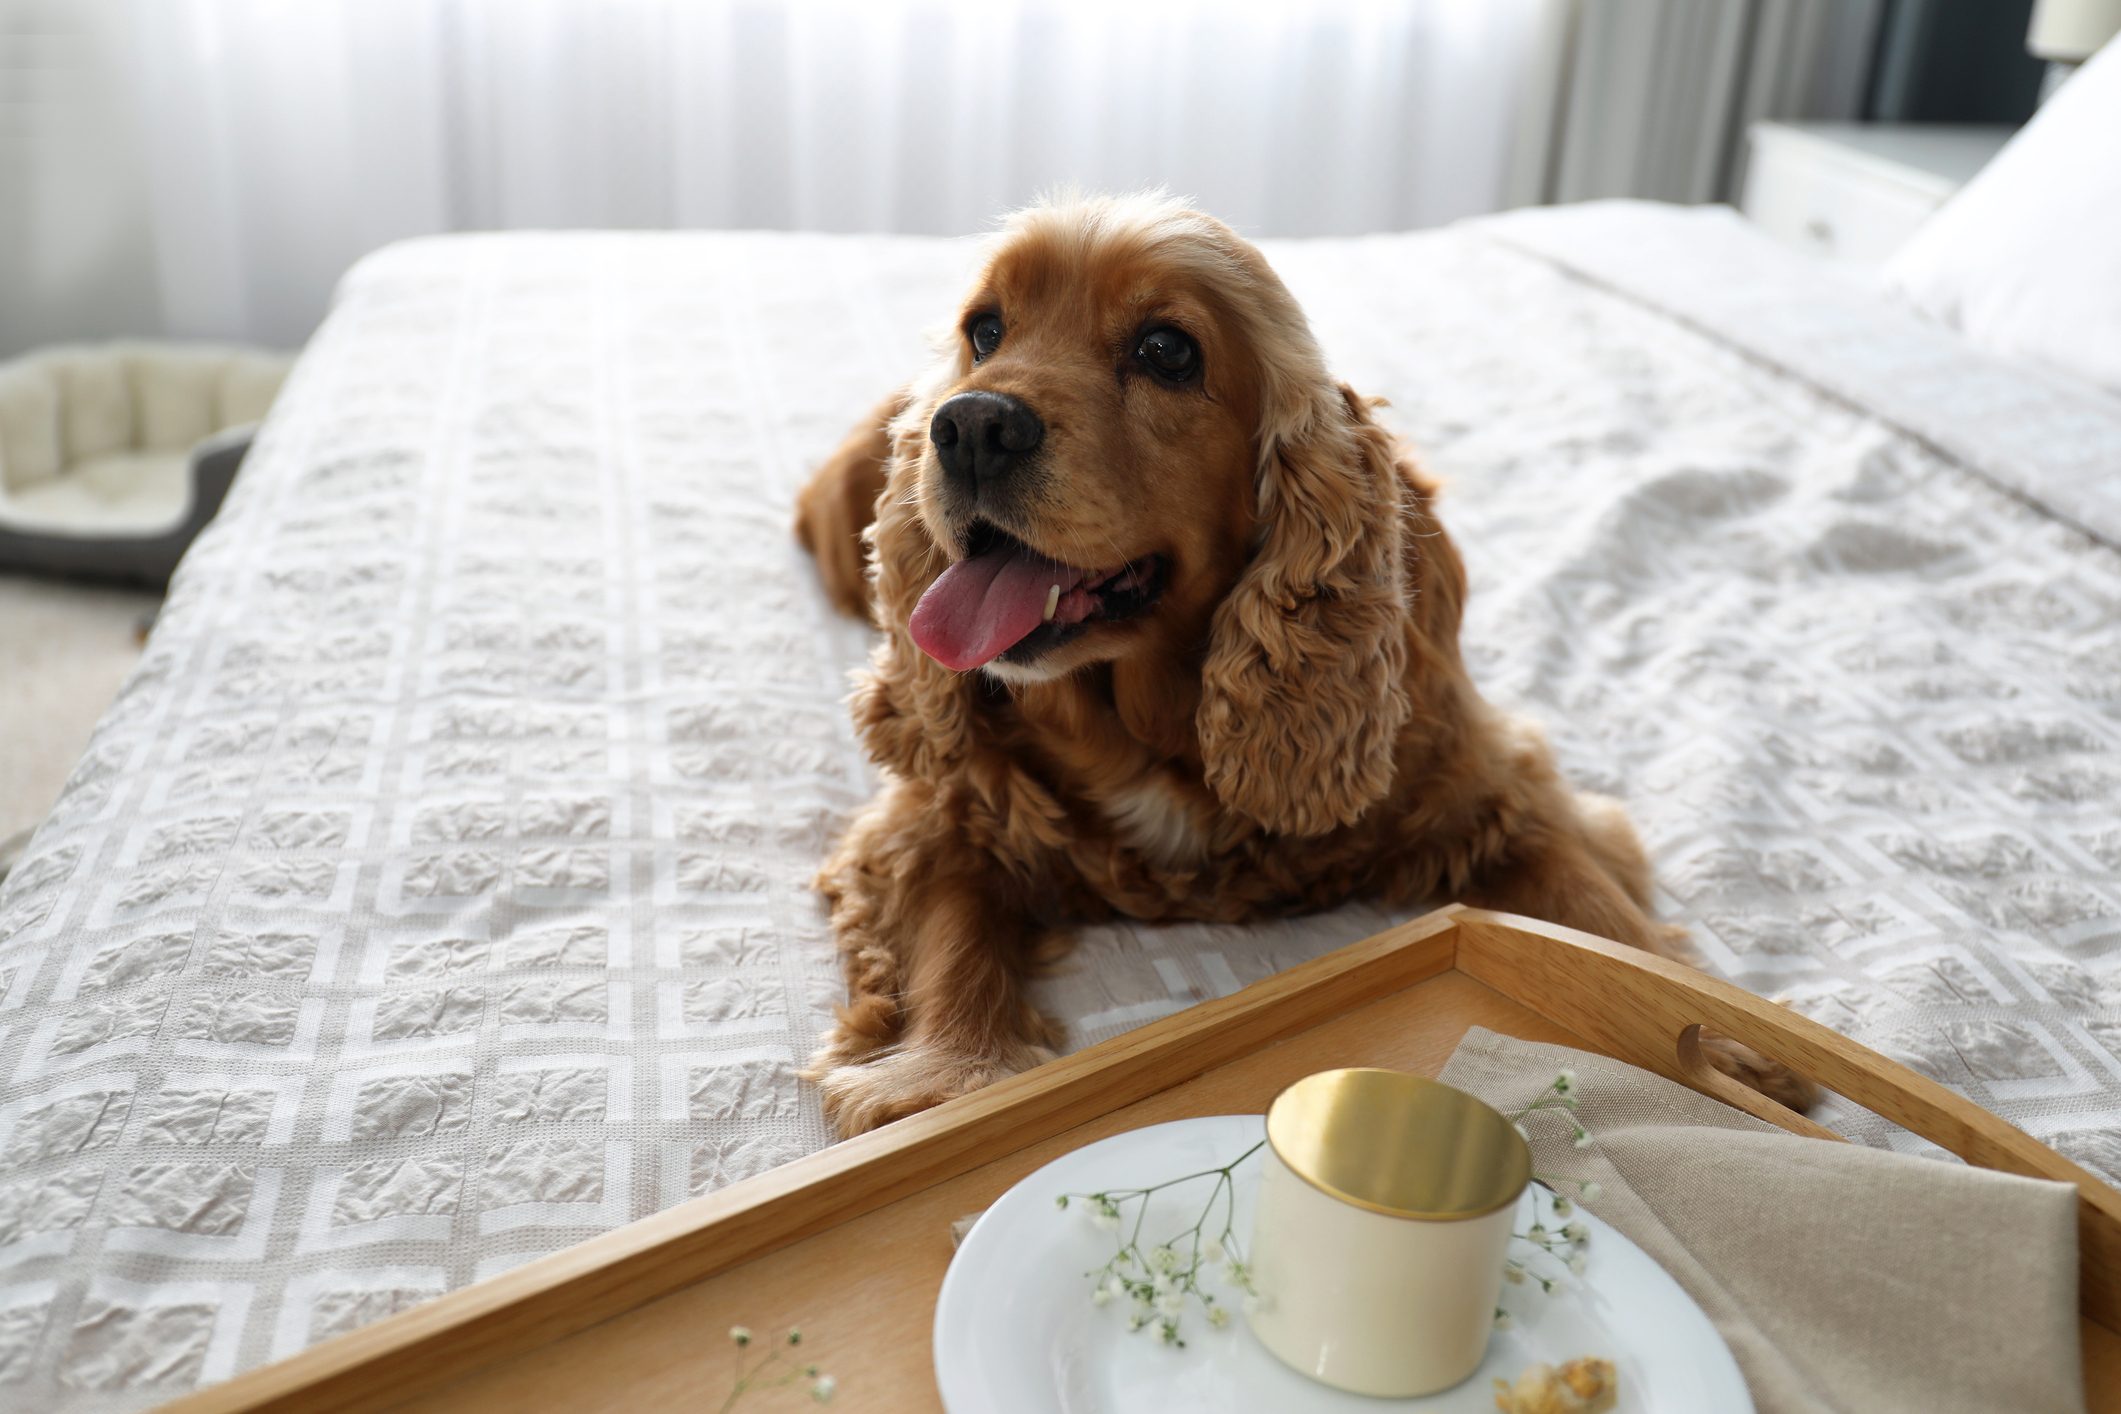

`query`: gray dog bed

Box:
[0,343,290,588]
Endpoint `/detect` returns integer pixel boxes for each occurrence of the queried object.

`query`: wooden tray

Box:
[169,906,2121,1412]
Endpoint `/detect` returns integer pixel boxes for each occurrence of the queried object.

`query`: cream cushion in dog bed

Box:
[0,343,290,535]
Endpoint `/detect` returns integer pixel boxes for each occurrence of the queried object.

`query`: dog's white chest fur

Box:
[1101,776,1209,866]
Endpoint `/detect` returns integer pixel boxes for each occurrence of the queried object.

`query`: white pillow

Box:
[1884,37,2121,397]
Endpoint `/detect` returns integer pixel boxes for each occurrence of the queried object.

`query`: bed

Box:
[2,198,2118,1408]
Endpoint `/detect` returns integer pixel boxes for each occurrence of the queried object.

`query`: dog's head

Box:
[868,193,1414,836]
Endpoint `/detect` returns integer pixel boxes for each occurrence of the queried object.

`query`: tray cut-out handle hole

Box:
[1675,1023,1840,1140]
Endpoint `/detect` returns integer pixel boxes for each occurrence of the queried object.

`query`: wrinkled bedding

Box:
[2,202,2119,1406]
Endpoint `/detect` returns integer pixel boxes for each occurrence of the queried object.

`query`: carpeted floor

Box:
[0,574,156,860]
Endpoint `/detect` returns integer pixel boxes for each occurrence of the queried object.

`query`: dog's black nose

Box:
[931,391,1043,489]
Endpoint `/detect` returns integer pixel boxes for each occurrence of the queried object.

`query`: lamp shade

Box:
[2028,0,2121,60]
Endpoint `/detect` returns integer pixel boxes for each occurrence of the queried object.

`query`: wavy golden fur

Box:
[792,194,1814,1134]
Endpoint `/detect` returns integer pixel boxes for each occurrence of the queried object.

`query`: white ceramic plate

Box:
[935,1116,1751,1413]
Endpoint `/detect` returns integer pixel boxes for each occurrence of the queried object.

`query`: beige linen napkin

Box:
[1441,1027,2085,1414]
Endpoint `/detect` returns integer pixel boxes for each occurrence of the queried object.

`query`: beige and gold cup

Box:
[1246,1068,1530,1397]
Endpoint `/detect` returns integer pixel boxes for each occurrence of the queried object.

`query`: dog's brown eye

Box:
[1135,326,1198,381]
[970,314,1004,361]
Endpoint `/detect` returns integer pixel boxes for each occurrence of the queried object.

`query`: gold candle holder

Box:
[1247,1068,1530,1396]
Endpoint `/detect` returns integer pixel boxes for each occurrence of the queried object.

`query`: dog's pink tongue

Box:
[910,544,1078,671]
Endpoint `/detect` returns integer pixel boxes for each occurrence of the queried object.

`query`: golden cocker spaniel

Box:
[793,193,1814,1135]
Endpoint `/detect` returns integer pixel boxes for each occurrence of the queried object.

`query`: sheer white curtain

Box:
[123,0,1568,347]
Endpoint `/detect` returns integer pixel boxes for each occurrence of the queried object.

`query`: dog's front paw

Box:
[811,1043,1056,1137]
[804,1003,897,1078]
[1652,921,1698,962]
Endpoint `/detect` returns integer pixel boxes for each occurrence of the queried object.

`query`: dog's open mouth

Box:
[909,521,1168,671]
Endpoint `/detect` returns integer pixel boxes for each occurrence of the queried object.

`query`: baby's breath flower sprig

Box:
[1508,1068,1594,1149]
[1055,1139,1265,1347]
[1493,1070,1603,1329]
[1503,1186,1592,1296]
[716,1325,836,1410]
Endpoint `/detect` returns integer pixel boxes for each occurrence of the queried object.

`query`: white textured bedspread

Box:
[3,203,2119,1406]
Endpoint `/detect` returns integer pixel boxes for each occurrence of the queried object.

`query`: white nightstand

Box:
[1739,122,2016,269]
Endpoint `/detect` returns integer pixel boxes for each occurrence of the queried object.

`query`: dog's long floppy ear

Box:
[1197,382,1411,836]
[848,395,984,781]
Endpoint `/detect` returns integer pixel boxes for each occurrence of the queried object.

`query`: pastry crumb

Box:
[1492,1356,1619,1414]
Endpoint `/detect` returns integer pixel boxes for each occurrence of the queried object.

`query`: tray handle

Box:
[1673,1022,1843,1140]
[1451,908,2121,1334]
